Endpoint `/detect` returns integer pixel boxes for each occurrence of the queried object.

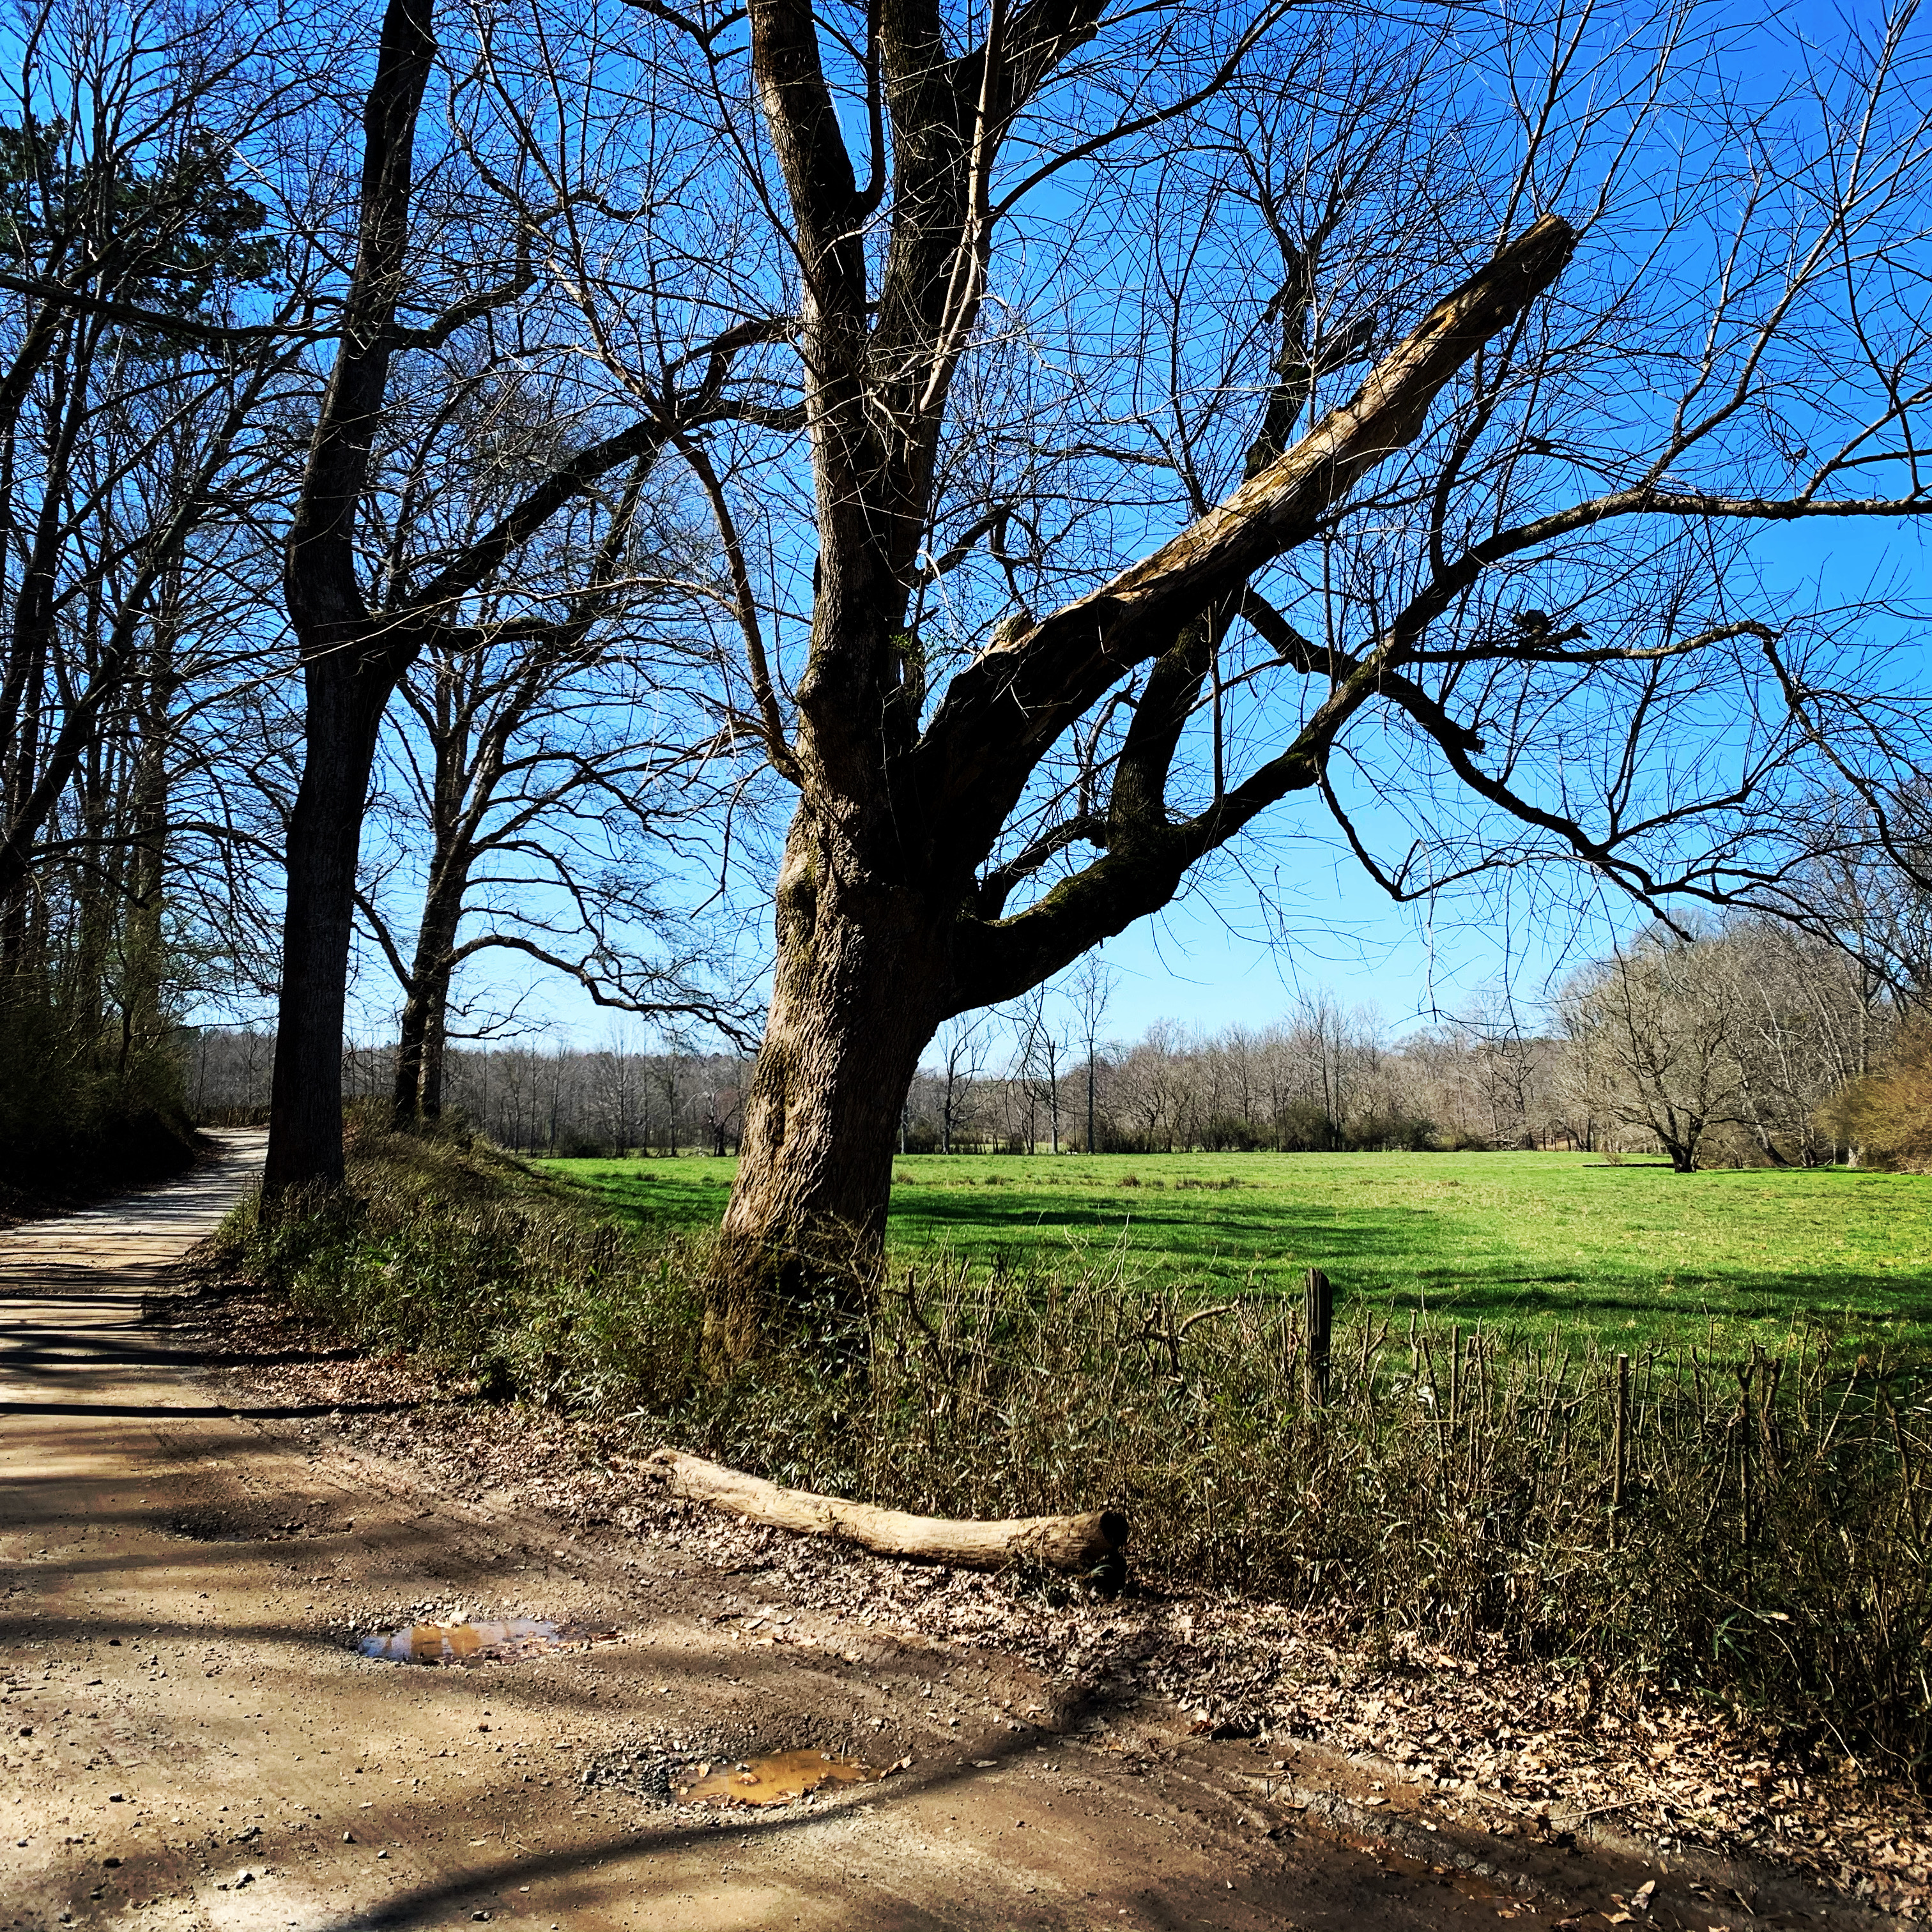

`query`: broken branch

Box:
[646,1450,1129,1586]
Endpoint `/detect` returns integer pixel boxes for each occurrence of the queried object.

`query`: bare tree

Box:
[928,1011,990,1154]
[1013,983,1066,1152]
[643,0,1932,1352]
[1068,949,1115,1153]
[1560,933,1747,1172]
[261,0,787,1197]
[350,363,760,1122]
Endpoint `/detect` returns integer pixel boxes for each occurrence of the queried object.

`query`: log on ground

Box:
[645,1450,1129,1586]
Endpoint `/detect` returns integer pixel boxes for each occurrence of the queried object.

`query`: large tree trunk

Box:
[123,605,175,1062]
[263,657,397,1194]
[706,805,951,1363]
[261,0,435,1199]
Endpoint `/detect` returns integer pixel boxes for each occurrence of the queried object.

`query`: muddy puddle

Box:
[359,1618,585,1665]
[677,1750,878,1807]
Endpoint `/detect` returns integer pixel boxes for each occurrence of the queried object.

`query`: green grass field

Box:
[540,1149,1932,1357]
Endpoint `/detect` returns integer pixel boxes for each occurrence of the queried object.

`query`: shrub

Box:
[1819,1023,1932,1169]
[214,1108,707,1413]
[0,997,197,1204]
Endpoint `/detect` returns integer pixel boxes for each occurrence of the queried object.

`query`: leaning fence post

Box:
[1610,1351,1630,1549]
[1305,1266,1333,1406]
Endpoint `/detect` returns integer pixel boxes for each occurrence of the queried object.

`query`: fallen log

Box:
[645,1450,1129,1590]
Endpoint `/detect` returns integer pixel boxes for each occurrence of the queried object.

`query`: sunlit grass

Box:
[542,1149,1932,1357]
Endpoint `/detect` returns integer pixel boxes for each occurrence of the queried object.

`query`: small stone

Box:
[376,1850,388,1860]
[107,1792,125,1802]
[343,1831,355,1843]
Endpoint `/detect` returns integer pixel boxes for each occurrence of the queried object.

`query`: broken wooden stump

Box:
[644,1450,1129,1591]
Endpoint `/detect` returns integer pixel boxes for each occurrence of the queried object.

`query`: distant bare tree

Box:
[350,364,760,1123]
[1561,935,1747,1172]
[1068,951,1116,1153]
[929,1012,992,1154]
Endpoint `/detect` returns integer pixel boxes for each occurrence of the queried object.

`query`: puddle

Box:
[676,1750,878,1807]
[358,1619,572,1665]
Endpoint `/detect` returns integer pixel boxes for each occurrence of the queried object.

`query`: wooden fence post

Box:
[1305,1266,1333,1407]
[1611,1351,1630,1549]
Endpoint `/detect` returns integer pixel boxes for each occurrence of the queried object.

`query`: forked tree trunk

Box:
[391,869,463,1121]
[706,808,951,1364]
[418,970,451,1118]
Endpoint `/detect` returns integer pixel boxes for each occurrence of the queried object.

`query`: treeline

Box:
[190,913,1911,1168]
[192,1015,1547,1156]
[0,0,758,1192]
[915,919,1906,1165]
[191,1031,754,1158]
[903,1004,1564,1154]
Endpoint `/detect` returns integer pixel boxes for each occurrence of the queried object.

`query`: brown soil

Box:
[0,1137,1919,1931]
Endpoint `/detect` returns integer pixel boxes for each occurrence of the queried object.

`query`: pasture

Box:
[542,1149,1932,1358]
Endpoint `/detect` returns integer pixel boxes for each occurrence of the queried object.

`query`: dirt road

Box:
[0,1142,1897,1931]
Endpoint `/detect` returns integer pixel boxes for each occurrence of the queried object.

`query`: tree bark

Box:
[121,589,178,1068]
[390,859,465,1121]
[707,802,954,1361]
[263,0,437,1197]
[264,659,403,1192]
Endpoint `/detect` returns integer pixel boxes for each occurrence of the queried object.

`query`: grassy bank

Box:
[218,1121,1932,1784]
[545,1149,1932,1359]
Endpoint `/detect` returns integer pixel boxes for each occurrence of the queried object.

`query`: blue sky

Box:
[337,503,1931,1057]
